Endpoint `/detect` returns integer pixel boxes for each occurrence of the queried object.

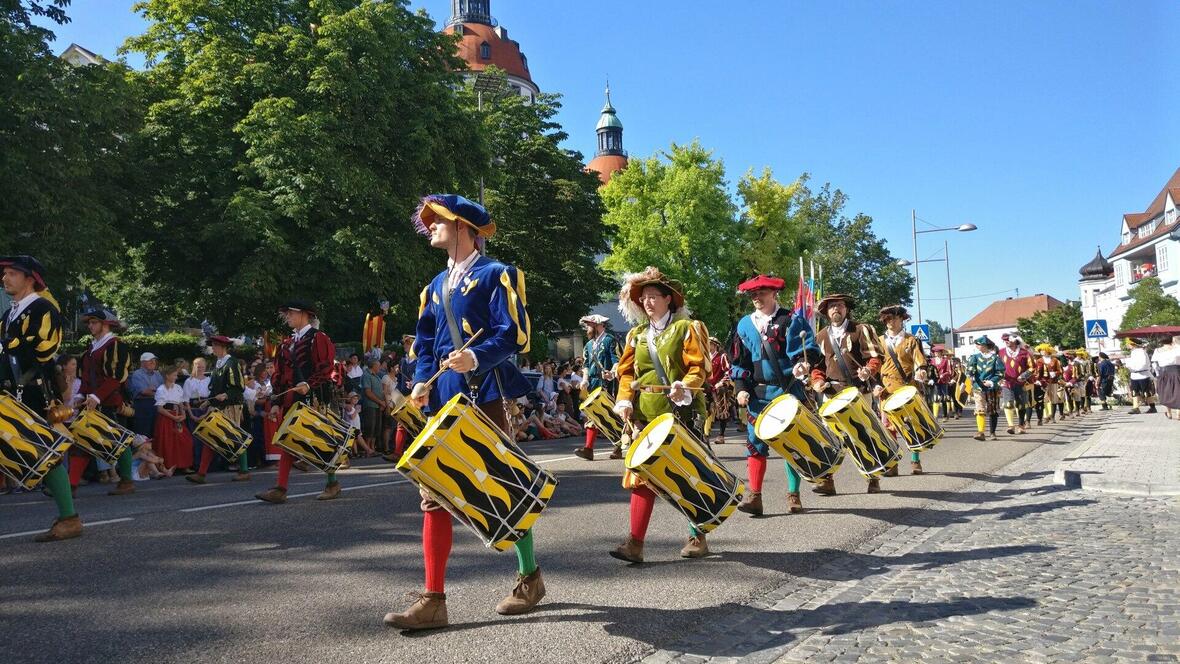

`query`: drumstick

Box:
[422,328,485,391]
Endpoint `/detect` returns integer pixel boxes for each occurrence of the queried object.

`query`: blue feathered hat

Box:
[411,194,496,239]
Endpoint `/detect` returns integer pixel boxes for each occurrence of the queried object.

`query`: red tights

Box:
[276,452,293,489]
[747,454,767,493]
[583,427,597,450]
[629,485,657,542]
[394,426,408,457]
[423,509,453,593]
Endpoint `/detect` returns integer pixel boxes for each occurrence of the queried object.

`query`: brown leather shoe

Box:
[787,492,803,513]
[317,481,341,501]
[713,436,725,445]
[911,462,924,475]
[292,459,311,472]
[255,486,288,504]
[495,568,546,615]
[883,466,899,477]
[1006,427,1016,435]
[384,592,448,631]
[609,536,644,563]
[608,448,623,460]
[737,492,763,516]
[107,480,135,496]
[680,534,709,558]
[185,474,207,485]
[34,515,82,542]
[972,432,986,441]
[812,477,837,496]
[573,447,594,461]
[866,478,881,494]
[232,472,251,482]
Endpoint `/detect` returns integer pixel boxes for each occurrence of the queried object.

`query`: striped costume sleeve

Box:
[4,299,62,364]
[104,339,131,383]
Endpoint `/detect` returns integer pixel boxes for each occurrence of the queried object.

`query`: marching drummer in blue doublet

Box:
[729,274,821,517]
[386,194,543,631]
[574,313,622,460]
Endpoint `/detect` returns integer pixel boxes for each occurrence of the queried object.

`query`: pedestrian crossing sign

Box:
[910,324,931,341]
[1085,319,1108,339]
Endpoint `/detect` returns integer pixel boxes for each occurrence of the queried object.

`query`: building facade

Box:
[1078,167,1180,356]
[953,294,1064,359]
[443,0,538,101]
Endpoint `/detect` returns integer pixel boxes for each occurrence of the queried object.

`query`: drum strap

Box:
[440,278,479,398]
[884,343,911,383]
[828,327,857,386]
[758,335,795,393]
[645,329,671,389]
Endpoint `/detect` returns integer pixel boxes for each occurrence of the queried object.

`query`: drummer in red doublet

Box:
[254,300,342,504]
[72,307,135,495]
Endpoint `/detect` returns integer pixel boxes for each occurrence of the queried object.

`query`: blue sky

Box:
[44,0,1179,329]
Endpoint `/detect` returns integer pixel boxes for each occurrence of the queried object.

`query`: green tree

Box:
[798,181,914,328]
[1016,301,1084,349]
[0,0,144,294]
[476,72,613,334]
[736,167,808,276]
[601,140,744,335]
[923,319,947,344]
[1121,276,1180,329]
[122,0,487,335]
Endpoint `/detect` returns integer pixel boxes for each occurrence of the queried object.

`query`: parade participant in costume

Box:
[705,336,734,446]
[389,334,417,460]
[966,336,1003,440]
[1074,349,1095,414]
[1097,352,1116,410]
[1125,339,1157,415]
[729,275,821,515]
[386,194,540,631]
[877,305,929,474]
[1061,350,1079,416]
[609,266,712,563]
[998,333,1035,435]
[72,307,135,494]
[809,293,885,494]
[187,335,249,484]
[931,347,955,420]
[575,313,621,460]
[254,301,341,504]
[0,256,82,541]
[1033,343,1065,422]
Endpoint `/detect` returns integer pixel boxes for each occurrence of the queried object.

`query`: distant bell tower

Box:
[449,0,493,26]
[587,83,629,185]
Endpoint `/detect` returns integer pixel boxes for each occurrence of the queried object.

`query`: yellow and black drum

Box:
[818,387,900,477]
[882,386,944,452]
[388,391,428,440]
[69,408,134,465]
[273,402,356,473]
[626,413,744,534]
[753,394,844,481]
[0,394,73,489]
[397,393,558,551]
[579,386,625,447]
[193,409,253,462]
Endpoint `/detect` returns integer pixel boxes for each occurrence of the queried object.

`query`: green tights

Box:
[514,530,537,575]
[44,464,76,518]
[785,462,801,493]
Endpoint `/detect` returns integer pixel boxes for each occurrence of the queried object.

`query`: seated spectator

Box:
[343,392,374,457]
[553,402,583,436]
[131,436,174,481]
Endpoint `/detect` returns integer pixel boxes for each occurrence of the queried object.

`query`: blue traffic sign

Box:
[1085,319,1109,339]
[910,324,931,342]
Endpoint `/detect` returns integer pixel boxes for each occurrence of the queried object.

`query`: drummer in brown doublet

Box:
[807,293,887,494]
[877,305,928,475]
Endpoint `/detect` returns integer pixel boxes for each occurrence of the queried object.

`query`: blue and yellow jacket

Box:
[413,255,532,412]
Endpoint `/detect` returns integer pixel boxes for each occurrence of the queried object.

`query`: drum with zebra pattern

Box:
[273,402,356,473]
[882,386,944,451]
[193,408,253,462]
[753,393,845,481]
[579,386,626,448]
[69,408,134,465]
[818,387,900,478]
[0,393,73,489]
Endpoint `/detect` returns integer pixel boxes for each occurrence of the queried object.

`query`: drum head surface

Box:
[882,385,919,412]
[625,413,675,469]
[396,393,468,470]
[754,394,799,440]
[578,387,603,410]
[819,386,861,417]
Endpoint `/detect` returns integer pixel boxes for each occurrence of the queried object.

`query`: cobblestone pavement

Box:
[1055,410,1180,495]
[640,412,1180,663]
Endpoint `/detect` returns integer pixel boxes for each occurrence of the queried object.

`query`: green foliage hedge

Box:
[62,333,260,365]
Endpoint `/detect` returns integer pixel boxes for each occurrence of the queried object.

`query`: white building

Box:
[1079,167,1180,356]
[953,294,1064,360]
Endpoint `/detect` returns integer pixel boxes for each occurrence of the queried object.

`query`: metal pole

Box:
[477,89,485,204]
[945,240,954,354]
[912,209,922,322]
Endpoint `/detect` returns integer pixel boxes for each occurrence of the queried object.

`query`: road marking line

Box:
[0,516,133,540]
[538,451,612,465]
[182,480,408,511]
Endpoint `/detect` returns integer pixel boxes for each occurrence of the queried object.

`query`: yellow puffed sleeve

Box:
[614,327,639,405]
[680,320,711,390]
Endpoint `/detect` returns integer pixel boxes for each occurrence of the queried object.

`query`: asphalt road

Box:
[1,414,1079,664]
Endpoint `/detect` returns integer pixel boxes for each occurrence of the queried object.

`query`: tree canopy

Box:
[1017,301,1084,349]
[1121,277,1180,330]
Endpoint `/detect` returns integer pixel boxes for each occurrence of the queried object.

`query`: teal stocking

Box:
[785,462,801,493]
[116,447,133,481]
[44,464,76,518]
[514,530,537,575]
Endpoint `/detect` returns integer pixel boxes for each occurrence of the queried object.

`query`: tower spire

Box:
[449,0,494,27]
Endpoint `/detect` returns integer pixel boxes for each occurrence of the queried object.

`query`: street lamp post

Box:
[909,209,977,350]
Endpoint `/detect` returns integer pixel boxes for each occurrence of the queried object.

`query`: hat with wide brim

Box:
[623,267,685,309]
[579,314,610,326]
[208,335,233,347]
[412,194,496,239]
[0,255,47,291]
[708,336,723,346]
[877,304,910,322]
[974,335,995,347]
[737,274,786,293]
[277,299,317,316]
[81,307,124,330]
[1034,343,1055,354]
[816,293,856,315]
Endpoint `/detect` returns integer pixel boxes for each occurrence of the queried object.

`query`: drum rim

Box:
[882,385,920,410]
[396,392,469,471]
[754,393,800,439]
[624,412,675,469]
[818,386,862,417]
[578,386,605,410]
